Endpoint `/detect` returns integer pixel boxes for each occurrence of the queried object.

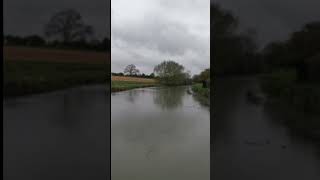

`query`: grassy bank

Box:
[191,83,210,106]
[259,69,320,113]
[192,83,210,97]
[111,76,157,92]
[259,69,320,139]
[4,60,109,97]
[4,46,110,97]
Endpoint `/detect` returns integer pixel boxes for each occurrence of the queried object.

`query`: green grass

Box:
[259,69,320,139]
[4,60,109,97]
[259,69,297,99]
[111,81,157,92]
[192,83,210,97]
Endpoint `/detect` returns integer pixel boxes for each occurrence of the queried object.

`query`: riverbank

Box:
[4,46,110,97]
[111,76,158,92]
[191,83,210,106]
[4,60,109,97]
[192,83,209,97]
[259,71,320,139]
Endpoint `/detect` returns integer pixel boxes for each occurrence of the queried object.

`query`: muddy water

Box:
[111,86,210,180]
[3,85,110,180]
[212,77,320,180]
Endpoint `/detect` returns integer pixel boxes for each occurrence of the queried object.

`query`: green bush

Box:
[192,83,210,98]
[259,69,297,99]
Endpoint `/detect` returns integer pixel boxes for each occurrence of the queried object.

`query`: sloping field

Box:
[112,75,156,83]
[4,46,109,97]
[3,46,110,64]
[111,76,157,92]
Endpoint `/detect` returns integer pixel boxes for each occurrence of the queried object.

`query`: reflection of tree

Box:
[112,113,183,160]
[153,86,186,110]
[126,90,139,103]
[192,93,210,108]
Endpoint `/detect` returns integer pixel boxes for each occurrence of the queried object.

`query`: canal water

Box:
[212,77,320,179]
[111,86,210,180]
[3,85,110,180]
[4,79,319,180]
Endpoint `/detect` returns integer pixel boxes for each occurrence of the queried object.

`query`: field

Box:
[4,46,109,64]
[111,75,158,92]
[4,46,110,97]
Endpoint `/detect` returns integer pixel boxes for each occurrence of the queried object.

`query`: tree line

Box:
[113,62,210,86]
[262,22,320,82]
[211,3,263,76]
[4,9,110,52]
[212,2,320,82]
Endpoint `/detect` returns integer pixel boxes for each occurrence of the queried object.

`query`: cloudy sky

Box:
[111,0,210,75]
[213,0,320,46]
[4,0,110,39]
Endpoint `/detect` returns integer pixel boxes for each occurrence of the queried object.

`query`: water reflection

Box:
[153,86,186,110]
[192,93,210,108]
[125,89,140,103]
[112,86,210,180]
[212,77,320,180]
[3,86,109,180]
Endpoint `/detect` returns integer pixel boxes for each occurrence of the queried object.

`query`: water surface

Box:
[111,86,210,180]
[212,77,320,179]
[3,85,110,180]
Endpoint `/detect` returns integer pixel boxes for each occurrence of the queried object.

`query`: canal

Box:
[212,77,320,179]
[111,86,210,180]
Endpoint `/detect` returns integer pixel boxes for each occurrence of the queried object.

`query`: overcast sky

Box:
[4,0,110,39]
[213,0,320,46]
[111,0,210,75]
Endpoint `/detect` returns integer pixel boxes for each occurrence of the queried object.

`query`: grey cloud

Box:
[112,0,210,75]
[113,15,206,57]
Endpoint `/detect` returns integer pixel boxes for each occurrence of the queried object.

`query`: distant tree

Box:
[124,64,140,76]
[154,60,188,85]
[263,21,320,70]
[24,35,46,46]
[149,73,155,78]
[101,37,111,51]
[211,3,238,37]
[4,35,26,45]
[211,3,260,75]
[44,9,94,43]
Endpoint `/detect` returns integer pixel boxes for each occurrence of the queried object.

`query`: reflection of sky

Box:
[4,0,110,38]
[111,87,210,180]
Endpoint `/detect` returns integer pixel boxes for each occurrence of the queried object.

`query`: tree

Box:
[149,73,155,78]
[153,60,188,85]
[193,69,210,83]
[24,35,46,46]
[211,3,260,75]
[44,9,94,43]
[124,64,140,76]
[101,37,111,51]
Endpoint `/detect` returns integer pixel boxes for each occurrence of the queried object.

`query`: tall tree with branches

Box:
[44,9,94,43]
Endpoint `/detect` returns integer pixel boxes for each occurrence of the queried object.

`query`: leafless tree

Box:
[44,9,93,43]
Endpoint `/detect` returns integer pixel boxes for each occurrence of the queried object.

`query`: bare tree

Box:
[124,64,140,76]
[44,9,93,43]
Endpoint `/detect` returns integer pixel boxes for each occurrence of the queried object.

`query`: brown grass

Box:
[3,46,110,64]
[112,75,157,83]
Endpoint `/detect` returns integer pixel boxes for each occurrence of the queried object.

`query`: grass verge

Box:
[4,60,109,97]
[192,83,210,97]
[111,81,157,92]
